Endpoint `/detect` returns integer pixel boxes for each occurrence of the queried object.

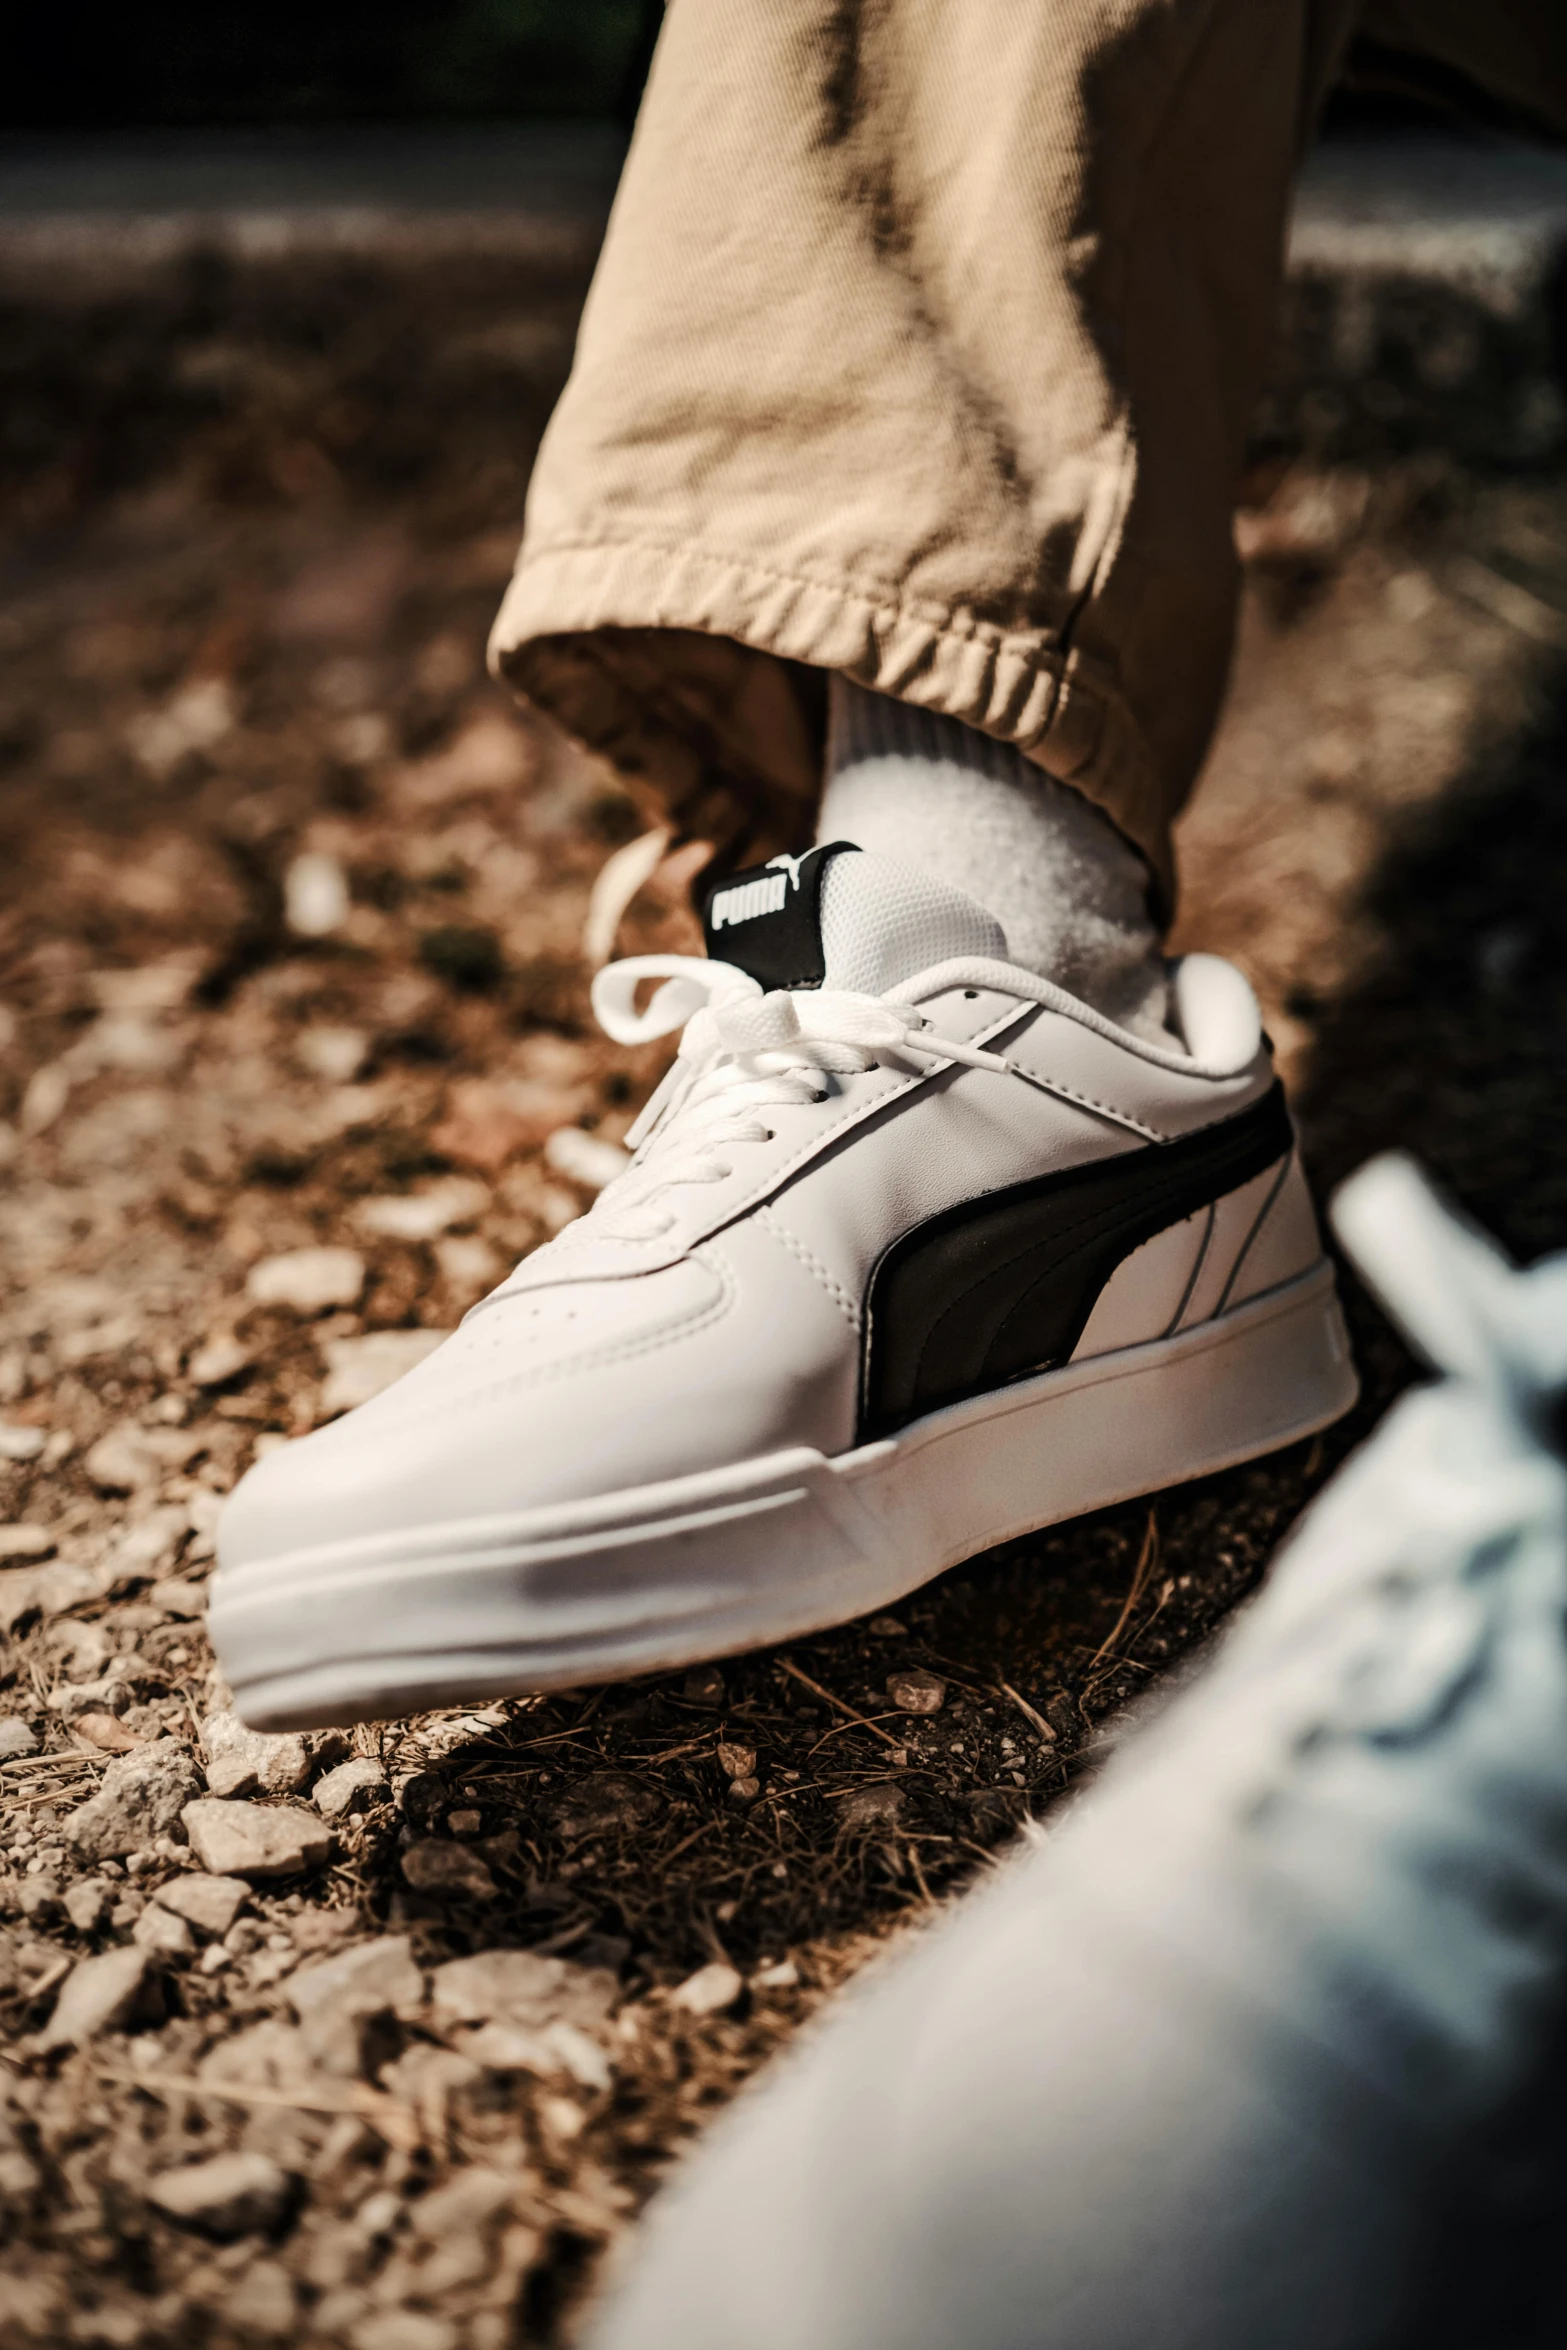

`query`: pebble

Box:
[65,1739,203,1863]
[312,1756,389,1821]
[284,1934,426,2029]
[888,1668,947,1715]
[149,1575,208,1620]
[149,1873,249,1939]
[63,1879,113,1933]
[751,1958,800,1990]
[283,850,350,939]
[430,1948,616,2038]
[400,1839,497,1903]
[318,1330,448,1416]
[133,1903,196,1961]
[353,1178,489,1242]
[246,1247,365,1315]
[349,2312,459,2350]
[38,1947,157,2050]
[182,1800,335,1881]
[200,1710,311,1800]
[715,1741,756,1780]
[84,1424,200,1495]
[296,1025,369,1084]
[0,1525,53,1563]
[835,1784,908,1832]
[187,1332,255,1389]
[669,1961,744,2019]
[0,1423,45,1464]
[0,1717,39,1759]
[0,1558,104,1634]
[147,2150,293,2239]
[220,2259,296,2340]
[542,1125,632,1192]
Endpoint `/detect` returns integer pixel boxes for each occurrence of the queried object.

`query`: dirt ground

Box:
[2,244,1566,2349]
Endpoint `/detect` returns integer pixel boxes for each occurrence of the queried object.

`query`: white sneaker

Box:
[212,845,1357,1727]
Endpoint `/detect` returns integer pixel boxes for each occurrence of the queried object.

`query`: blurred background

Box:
[3,10,1567,2347]
[10,2,661,127]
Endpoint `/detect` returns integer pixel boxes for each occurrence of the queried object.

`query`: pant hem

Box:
[489,533,1175,905]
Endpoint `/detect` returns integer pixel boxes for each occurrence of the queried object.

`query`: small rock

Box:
[18,1876,61,1923]
[551,1771,662,1841]
[751,1958,800,1990]
[835,1783,907,1832]
[200,1710,311,1799]
[150,1575,208,1620]
[311,1755,389,1821]
[429,1948,616,2038]
[38,1946,157,2049]
[66,1739,203,1863]
[670,1960,744,2018]
[187,1332,254,1389]
[888,1668,947,1715]
[147,2150,293,2239]
[283,851,350,939]
[153,1873,250,1939]
[0,1717,39,1759]
[353,1179,489,1242]
[246,1247,365,1315]
[349,2312,459,2350]
[715,1741,756,1780]
[542,1126,631,1192]
[284,1934,426,2028]
[318,1330,449,1416]
[296,1025,369,1084]
[84,1423,200,1495]
[0,1558,103,1632]
[71,1712,143,1755]
[221,2259,297,2339]
[0,1525,53,1563]
[182,1800,334,1881]
[728,1775,761,1803]
[408,2166,517,2241]
[289,1906,356,1953]
[63,1879,113,1934]
[50,1675,132,1722]
[0,1423,46,1464]
[103,1505,190,1587]
[134,1903,196,1961]
[401,1839,497,1903]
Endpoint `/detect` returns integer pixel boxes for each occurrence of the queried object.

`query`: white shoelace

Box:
[586,954,1022,1242]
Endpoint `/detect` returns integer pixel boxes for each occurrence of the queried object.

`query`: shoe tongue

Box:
[702,843,1005,995]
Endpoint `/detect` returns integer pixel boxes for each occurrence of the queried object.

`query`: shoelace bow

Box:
[585,953,1021,1242]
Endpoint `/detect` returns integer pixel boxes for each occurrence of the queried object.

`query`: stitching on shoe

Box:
[755,1206,862,1331]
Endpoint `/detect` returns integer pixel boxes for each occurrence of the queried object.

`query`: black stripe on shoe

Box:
[860,1083,1296,1440]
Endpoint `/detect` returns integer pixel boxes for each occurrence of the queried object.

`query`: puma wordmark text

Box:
[212,847,1356,1727]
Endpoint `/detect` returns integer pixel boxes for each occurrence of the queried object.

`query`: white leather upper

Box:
[218,854,1318,1566]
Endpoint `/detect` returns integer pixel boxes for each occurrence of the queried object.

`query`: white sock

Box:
[819,679,1171,1041]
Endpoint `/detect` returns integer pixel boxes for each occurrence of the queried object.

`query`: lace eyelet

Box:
[963,989,979,999]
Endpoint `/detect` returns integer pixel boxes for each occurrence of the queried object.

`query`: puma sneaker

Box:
[212,844,1357,1727]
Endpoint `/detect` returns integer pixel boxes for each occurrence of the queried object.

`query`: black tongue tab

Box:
[701,842,858,990]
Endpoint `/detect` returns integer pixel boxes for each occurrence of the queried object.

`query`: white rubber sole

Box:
[212,1260,1357,1729]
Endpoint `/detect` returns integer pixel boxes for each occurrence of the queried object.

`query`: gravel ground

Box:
[2,246,1566,2347]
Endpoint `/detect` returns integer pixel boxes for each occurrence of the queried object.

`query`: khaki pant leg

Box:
[491,0,1362,901]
